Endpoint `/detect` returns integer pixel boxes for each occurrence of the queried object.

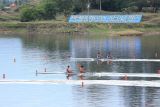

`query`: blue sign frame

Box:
[68,15,142,23]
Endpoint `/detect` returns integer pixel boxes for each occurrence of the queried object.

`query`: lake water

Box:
[0,33,160,107]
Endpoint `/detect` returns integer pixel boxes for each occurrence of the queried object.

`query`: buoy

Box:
[3,74,5,79]
[77,64,81,67]
[155,52,158,57]
[124,75,128,80]
[36,70,38,76]
[109,61,112,64]
[107,60,112,64]
[14,58,16,62]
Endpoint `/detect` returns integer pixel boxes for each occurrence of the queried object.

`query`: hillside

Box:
[0,11,19,21]
[0,9,160,36]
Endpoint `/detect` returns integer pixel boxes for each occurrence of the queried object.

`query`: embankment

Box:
[0,13,160,36]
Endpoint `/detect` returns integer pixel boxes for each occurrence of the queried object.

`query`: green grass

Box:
[0,11,19,21]
[0,10,160,36]
[0,15,19,21]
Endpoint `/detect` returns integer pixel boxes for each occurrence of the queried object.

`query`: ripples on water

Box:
[0,84,160,107]
[0,34,160,107]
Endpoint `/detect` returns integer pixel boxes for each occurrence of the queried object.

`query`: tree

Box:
[57,0,74,17]
[20,0,58,21]
[148,0,160,12]
[20,5,40,22]
[136,0,148,11]
[0,2,4,9]
[42,0,57,19]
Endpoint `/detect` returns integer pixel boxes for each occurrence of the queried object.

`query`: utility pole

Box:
[87,0,90,22]
[16,0,19,7]
[100,0,102,14]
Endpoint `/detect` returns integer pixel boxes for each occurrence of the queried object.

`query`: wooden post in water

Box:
[3,74,5,79]
[36,70,38,76]
[155,52,158,58]
[14,58,16,63]
[81,81,84,87]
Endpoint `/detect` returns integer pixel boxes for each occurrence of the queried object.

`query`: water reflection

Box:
[0,34,160,80]
[69,36,160,80]
[0,34,160,107]
[73,85,160,107]
[70,36,141,58]
[122,86,160,107]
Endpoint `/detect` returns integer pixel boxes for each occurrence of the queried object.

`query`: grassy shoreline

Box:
[0,12,160,36]
[0,21,160,36]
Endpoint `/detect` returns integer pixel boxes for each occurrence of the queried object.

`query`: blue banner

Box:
[68,15,142,23]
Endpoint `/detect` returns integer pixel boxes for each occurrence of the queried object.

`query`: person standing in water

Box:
[77,64,85,73]
[79,65,85,73]
[79,65,85,80]
[66,65,73,80]
[66,65,73,73]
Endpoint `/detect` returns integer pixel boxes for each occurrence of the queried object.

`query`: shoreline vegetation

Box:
[0,12,160,36]
[0,0,160,36]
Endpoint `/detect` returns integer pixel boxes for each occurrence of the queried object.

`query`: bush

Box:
[57,0,74,17]
[0,3,4,9]
[42,2,57,20]
[20,6,40,22]
[20,0,58,22]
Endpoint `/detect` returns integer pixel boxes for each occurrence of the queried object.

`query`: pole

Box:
[87,0,90,22]
[100,0,102,14]
[16,0,19,7]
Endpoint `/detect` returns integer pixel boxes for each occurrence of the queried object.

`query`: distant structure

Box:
[0,0,29,10]
[0,0,28,6]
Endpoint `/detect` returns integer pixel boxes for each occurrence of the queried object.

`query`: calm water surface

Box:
[0,34,160,107]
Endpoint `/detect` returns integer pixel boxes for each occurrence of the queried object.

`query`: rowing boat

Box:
[70,58,160,62]
[36,72,160,78]
[36,71,78,76]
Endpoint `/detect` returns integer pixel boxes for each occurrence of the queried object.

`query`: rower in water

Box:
[66,65,73,80]
[66,65,73,74]
[78,65,85,73]
[79,65,85,79]
[96,51,104,64]
[107,52,112,59]
[97,51,103,59]
[106,52,113,64]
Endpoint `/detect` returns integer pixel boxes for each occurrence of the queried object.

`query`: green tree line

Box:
[20,0,74,21]
[20,0,160,22]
